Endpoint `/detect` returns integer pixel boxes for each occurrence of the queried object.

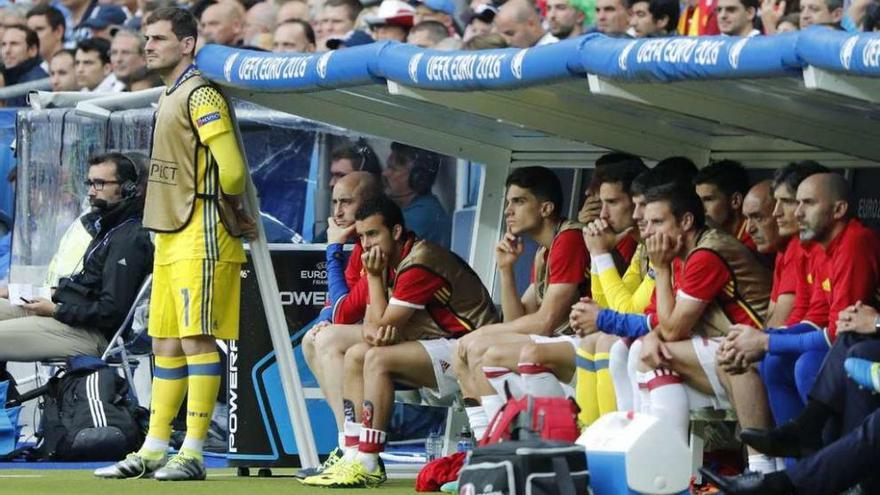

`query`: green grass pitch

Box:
[0,469,421,495]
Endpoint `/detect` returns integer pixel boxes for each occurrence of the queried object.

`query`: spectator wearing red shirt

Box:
[452,167,589,442]
[304,197,497,488]
[737,174,880,464]
[299,171,380,478]
[694,160,758,253]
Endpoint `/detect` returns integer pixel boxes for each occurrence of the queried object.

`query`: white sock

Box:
[481,394,505,423]
[628,340,643,413]
[646,368,690,444]
[465,406,489,441]
[181,437,204,455]
[609,340,633,411]
[355,451,379,472]
[337,432,346,452]
[518,363,565,397]
[748,454,778,474]
[140,435,169,455]
[636,370,653,414]
[482,366,524,399]
[343,420,361,460]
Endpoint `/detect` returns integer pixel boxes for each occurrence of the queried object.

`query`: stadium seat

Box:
[99,274,153,403]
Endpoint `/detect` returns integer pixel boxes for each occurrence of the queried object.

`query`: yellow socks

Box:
[181,352,222,460]
[141,355,188,458]
[595,352,617,415]
[575,349,599,425]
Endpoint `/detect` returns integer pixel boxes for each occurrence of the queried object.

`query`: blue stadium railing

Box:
[195,27,880,93]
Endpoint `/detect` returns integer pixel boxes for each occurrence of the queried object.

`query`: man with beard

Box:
[546,0,587,39]
[0,152,152,365]
[693,159,756,252]
[96,7,254,481]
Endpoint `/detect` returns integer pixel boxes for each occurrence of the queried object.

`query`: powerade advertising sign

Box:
[228,245,335,466]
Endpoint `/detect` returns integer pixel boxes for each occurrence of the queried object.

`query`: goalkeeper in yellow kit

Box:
[96,7,255,481]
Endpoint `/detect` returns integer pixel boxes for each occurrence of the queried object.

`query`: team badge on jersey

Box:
[196,112,221,127]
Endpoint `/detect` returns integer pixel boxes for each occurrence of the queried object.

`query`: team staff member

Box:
[451,167,589,442]
[0,153,152,364]
[728,174,880,459]
[96,7,254,481]
[304,197,498,487]
[774,162,830,327]
[719,161,828,429]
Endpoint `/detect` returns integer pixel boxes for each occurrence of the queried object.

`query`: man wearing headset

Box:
[313,141,383,243]
[383,142,451,248]
[0,152,153,366]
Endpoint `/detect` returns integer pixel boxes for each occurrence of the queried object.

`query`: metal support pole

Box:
[227,96,320,468]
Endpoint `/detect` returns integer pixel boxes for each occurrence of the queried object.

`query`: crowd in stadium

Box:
[0,0,877,103]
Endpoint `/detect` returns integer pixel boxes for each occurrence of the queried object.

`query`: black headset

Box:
[408,150,440,195]
[354,139,371,172]
[115,153,140,199]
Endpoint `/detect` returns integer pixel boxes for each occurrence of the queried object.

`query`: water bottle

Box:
[425,429,442,461]
[456,427,474,453]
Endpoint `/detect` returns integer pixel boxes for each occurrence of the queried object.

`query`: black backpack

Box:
[457,439,589,495]
[17,360,147,461]
[457,397,588,495]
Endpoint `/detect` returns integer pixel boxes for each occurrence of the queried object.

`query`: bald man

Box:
[743,180,794,327]
[716,173,880,462]
[299,171,383,478]
[492,0,557,48]
[200,1,245,46]
[244,1,278,47]
[711,181,880,495]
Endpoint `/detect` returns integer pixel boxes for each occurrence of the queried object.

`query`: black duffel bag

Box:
[457,438,588,495]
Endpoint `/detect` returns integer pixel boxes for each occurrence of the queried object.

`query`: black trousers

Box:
[788,406,880,495]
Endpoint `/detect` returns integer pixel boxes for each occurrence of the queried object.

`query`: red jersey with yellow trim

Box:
[785,239,819,325]
[645,251,763,329]
[529,229,590,287]
[388,236,498,339]
[771,236,799,303]
[801,219,880,341]
[335,234,499,338]
[646,228,771,337]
